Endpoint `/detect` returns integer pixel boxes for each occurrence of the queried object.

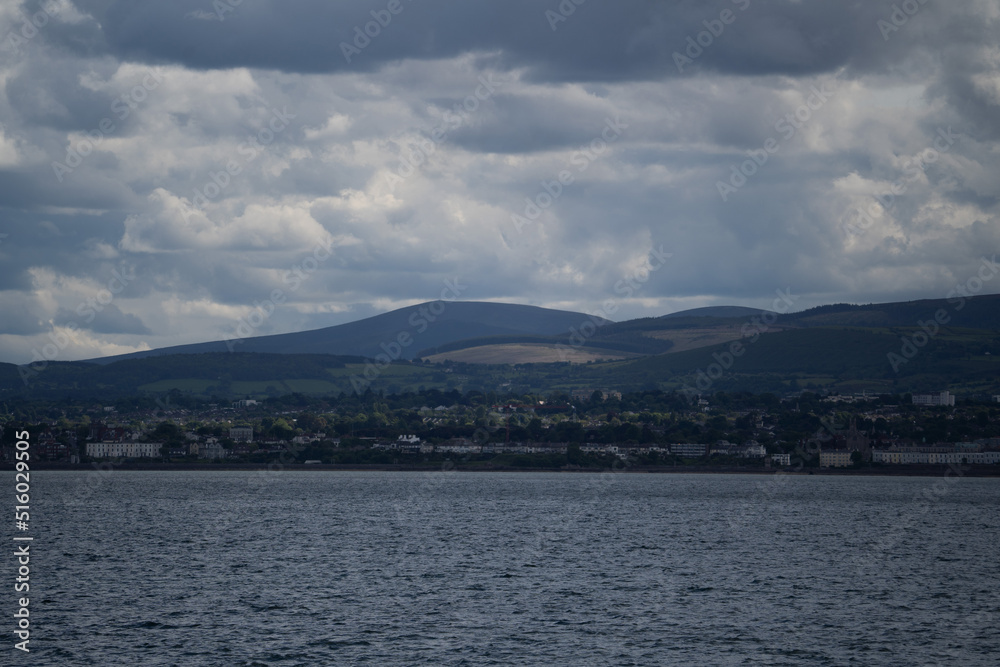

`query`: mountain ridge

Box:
[2,294,998,400]
[84,301,613,365]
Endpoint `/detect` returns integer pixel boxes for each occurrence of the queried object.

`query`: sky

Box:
[0,0,998,364]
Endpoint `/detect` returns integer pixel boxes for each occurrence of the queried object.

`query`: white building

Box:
[873,449,1000,465]
[912,391,955,407]
[87,441,162,459]
[671,443,706,458]
[436,441,482,454]
[771,453,791,466]
[199,441,226,460]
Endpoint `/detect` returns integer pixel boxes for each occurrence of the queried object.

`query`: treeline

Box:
[0,353,363,399]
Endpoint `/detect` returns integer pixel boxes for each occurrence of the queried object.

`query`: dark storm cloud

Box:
[62,0,945,81]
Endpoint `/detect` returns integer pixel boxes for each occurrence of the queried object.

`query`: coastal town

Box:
[3,389,999,471]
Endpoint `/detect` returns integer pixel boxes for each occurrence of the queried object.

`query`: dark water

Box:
[10,470,1000,665]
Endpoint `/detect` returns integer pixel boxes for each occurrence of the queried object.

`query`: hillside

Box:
[87,301,612,364]
[580,325,1000,396]
[80,294,1000,369]
[660,306,774,319]
[3,294,998,401]
[785,295,1000,329]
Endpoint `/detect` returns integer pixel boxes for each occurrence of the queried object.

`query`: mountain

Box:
[3,294,998,402]
[660,306,774,319]
[86,301,612,365]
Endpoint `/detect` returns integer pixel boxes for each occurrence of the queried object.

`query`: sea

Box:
[10,470,1000,666]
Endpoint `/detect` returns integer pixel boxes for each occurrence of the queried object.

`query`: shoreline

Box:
[12,462,1000,477]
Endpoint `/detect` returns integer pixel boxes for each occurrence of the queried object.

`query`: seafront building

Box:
[820,450,854,468]
[671,443,707,458]
[86,441,162,459]
[818,418,871,467]
[871,445,1000,465]
[196,440,226,460]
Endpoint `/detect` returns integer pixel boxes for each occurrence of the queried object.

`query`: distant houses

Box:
[912,391,955,407]
[35,428,76,462]
[229,427,254,442]
[569,389,622,401]
[89,422,134,442]
[365,439,769,461]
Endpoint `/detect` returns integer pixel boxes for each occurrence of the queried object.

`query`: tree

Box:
[150,421,182,442]
[554,420,585,443]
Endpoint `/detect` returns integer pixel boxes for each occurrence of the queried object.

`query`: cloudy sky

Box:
[0,0,998,364]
